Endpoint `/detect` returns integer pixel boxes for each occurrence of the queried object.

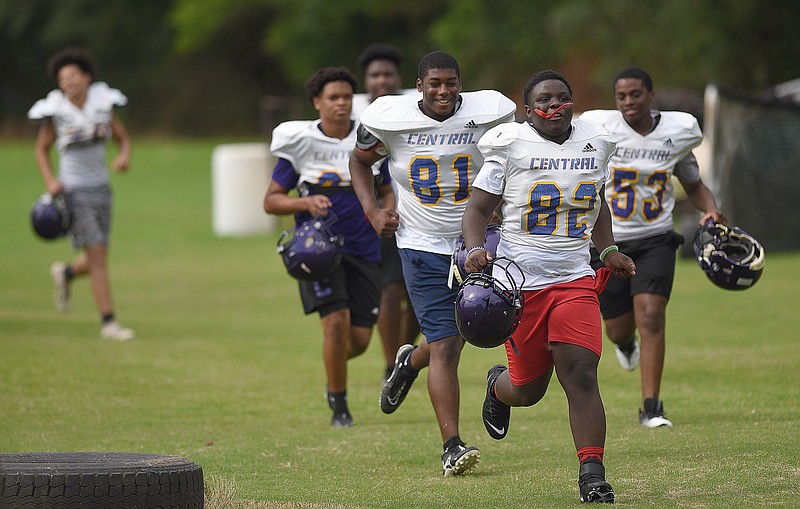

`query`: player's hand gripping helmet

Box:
[455,258,524,349]
[692,222,765,290]
[277,213,344,281]
[30,193,70,240]
[451,223,502,286]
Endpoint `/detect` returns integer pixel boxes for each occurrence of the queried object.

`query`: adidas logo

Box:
[464,120,478,128]
[582,143,596,152]
[664,138,674,147]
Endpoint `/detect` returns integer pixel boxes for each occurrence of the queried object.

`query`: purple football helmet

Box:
[692,222,764,291]
[277,213,344,281]
[31,193,70,240]
[451,223,502,285]
[455,258,524,349]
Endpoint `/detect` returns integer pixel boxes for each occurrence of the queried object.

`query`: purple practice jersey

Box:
[270,120,390,262]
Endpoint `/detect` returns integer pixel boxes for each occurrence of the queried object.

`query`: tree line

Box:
[2,0,797,137]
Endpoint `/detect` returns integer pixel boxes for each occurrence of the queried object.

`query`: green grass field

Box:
[1,139,798,508]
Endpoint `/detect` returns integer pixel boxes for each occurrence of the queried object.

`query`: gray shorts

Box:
[63,184,113,250]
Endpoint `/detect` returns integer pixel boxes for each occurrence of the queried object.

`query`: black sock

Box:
[101,313,115,324]
[64,265,74,281]
[618,336,637,354]
[328,390,348,414]
[443,436,463,451]
[401,348,418,373]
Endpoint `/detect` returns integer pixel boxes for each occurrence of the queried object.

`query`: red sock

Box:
[577,446,604,464]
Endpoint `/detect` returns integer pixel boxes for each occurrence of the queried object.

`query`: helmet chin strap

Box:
[534,102,574,119]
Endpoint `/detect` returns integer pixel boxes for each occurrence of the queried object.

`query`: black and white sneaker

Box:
[639,398,673,428]
[483,364,511,440]
[380,344,418,414]
[614,338,640,371]
[441,439,480,477]
[578,462,615,504]
[331,410,353,428]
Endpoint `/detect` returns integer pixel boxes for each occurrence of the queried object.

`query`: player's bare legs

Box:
[66,244,133,341]
[70,246,113,315]
[426,335,463,442]
[552,343,606,449]
[493,367,552,407]
[321,309,352,393]
[633,293,668,402]
[377,282,418,375]
[602,311,636,351]
[321,308,370,426]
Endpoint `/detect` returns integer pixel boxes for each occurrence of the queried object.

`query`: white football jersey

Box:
[351,88,420,120]
[580,110,702,242]
[474,119,616,290]
[359,90,516,254]
[270,120,357,187]
[27,82,127,189]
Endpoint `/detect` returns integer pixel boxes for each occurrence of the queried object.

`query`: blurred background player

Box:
[349,51,516,476]
[263,67,395,427]
[462,70,635,503]
[28,47,135,341]
[353,43,420,381]
[581,67,726,428]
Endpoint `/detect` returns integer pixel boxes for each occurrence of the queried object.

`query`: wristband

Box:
[466,246,486,257]
[599,245,619,262]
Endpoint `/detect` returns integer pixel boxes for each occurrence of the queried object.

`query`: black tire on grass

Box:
[0,452,203,509]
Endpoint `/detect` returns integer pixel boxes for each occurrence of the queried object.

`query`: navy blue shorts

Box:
[399,248,459,342]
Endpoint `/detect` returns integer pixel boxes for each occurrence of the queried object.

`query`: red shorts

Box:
[505,268,610,386]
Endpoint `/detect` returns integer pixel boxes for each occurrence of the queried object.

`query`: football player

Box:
[28,48,134,341]
[353,44,421,382]
[462,69,634,503]
[263,67,395,428]
[581,67,726,428]
[349,50,516,477]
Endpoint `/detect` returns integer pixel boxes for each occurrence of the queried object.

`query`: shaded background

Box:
[2,0,799,137]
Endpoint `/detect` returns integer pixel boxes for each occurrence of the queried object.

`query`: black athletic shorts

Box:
[590,231,684,319]
[299,253,381,328]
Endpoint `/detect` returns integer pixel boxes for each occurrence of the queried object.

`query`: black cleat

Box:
[380,344,418,414]
[441,439,480,477]
[579,462,615,503]
[483,364,511,440]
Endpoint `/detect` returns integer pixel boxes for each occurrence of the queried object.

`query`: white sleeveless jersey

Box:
[27,82,127,189]
[580,109,702,242]
[474,120,615,289]
[270,120,357,187]
[359,90,516,253]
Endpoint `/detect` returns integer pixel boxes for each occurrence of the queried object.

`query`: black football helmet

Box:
[451,223,502,286]
[692,222,765,291]
[277,213,344,281]
[455,258,525,349]
[31,193,70,240]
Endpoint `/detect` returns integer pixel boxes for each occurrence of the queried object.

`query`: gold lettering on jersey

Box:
[406,132,477,145]
[528,157,599,170]
[613,146,671,162]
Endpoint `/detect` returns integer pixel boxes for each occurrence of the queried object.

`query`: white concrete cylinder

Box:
[211,143,277,236]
